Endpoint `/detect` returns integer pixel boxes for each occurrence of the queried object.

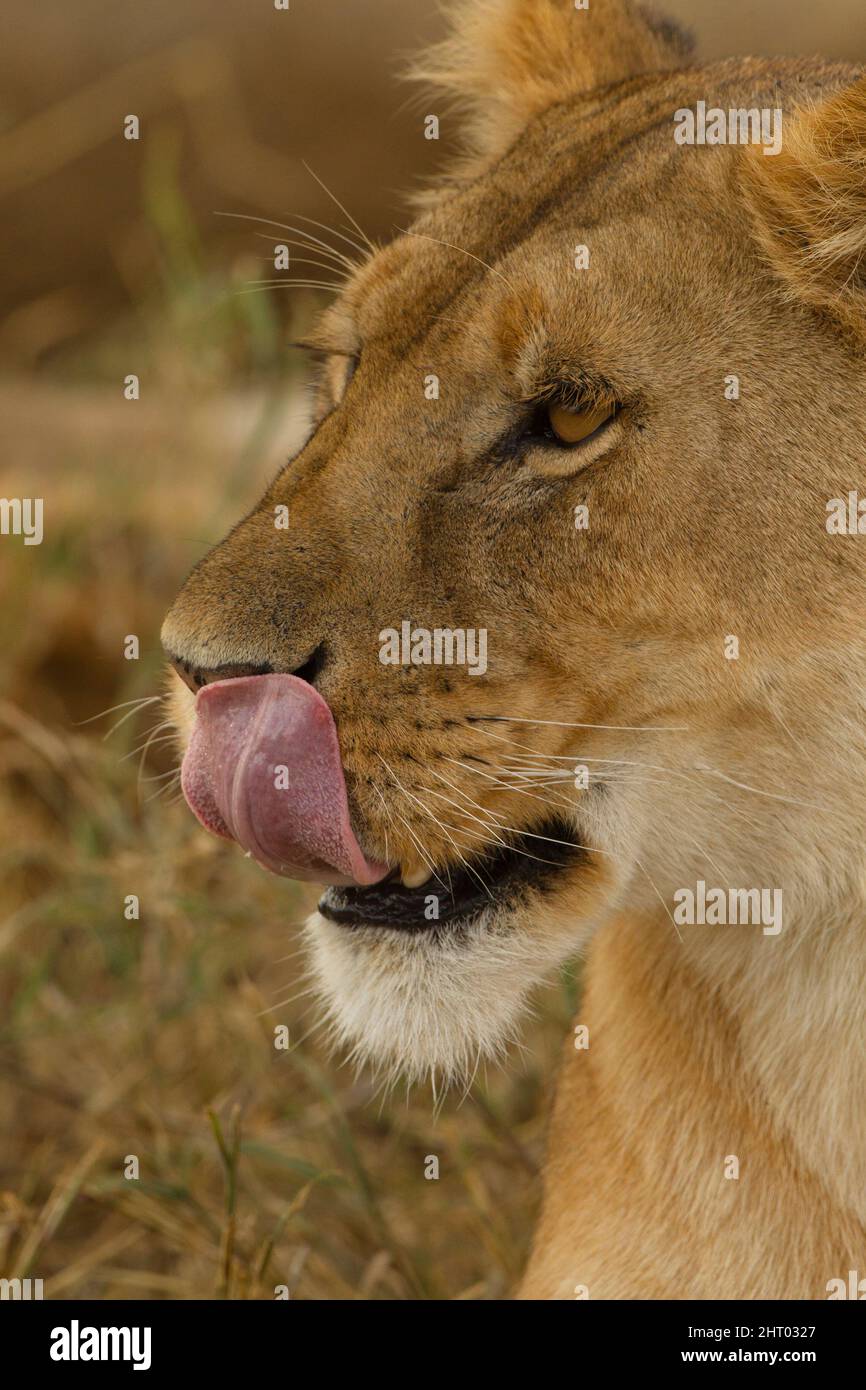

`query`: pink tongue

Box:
[181,673,389,886]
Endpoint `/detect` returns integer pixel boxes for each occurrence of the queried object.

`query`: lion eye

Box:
[546,399,616,445]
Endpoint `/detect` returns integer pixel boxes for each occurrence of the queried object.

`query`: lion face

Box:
[162,1,866,1082]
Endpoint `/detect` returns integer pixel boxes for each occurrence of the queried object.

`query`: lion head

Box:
[162,0,866,1084]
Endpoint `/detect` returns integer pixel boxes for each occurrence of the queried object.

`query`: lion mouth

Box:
[177,673,587,930]
[179,673,389,886]
[317,818,585,931]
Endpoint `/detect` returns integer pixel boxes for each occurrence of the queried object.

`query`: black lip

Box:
[317,819,586,932]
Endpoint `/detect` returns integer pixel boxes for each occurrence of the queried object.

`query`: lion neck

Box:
[608,903,866,1216]
[597,678,866,1212]
[526,898,866,1297]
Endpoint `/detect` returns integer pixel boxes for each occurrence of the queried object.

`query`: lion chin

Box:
[302,819,614,1085]
[304,899,570,1087]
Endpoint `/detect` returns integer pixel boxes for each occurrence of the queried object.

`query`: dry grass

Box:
[0,347,579,1299]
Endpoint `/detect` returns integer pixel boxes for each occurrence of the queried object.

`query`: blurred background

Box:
[1,0,864,1300]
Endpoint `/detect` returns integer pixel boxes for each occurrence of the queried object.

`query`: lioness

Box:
[162,0,866,1299]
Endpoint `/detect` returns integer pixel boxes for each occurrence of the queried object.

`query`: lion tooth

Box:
[402,866,432,889]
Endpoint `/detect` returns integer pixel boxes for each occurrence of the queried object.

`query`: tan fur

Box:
[524,906,866,1298]
[741,79,866,339]
[163,0,866,1298]
[409,0,692,185]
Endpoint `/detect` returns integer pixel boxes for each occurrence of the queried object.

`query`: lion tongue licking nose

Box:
[180,673,389,886]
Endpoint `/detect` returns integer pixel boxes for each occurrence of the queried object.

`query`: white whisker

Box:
[301,160,376,254]
[468,714,688,733]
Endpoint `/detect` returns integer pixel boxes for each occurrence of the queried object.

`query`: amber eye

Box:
[546,399,616,445]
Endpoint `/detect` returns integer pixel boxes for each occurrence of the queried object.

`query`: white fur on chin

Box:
[304,898,585,1087]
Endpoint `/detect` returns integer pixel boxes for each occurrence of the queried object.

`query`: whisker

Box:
[301,160,376,254]
[138,765,182,784]
[120,723,175,762]
[397,227,515,291]
[378,761,500,889]
[467,714,689,733]
[472,724,747,807]
[75,694,160,728]
[236,281,344,295]
[383,778,462,896]
[136,719,177,796]
[252,230,357,273]
[635,856,683,943]
[376,776,443,887]
[421,770,590,872]
[242,274,347,290]
[424,764,508,827]
[375,756,452,893]
[214,210,364,266]
[257,983,319,1017]
[248,253,351,282]
[392,780,494,899]
[443,757,579,817]
[368,782,395,868]
[472,723,810,824]
[693,762,829,813]
[143,774,182,804]
[104,698,164,742]
[464,761,680,940]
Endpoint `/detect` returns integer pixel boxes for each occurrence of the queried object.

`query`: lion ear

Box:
[410,0,692,168]
[740,77,866,338]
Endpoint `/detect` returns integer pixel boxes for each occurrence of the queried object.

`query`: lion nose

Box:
[167,642,328,694]
[168,655,273,694]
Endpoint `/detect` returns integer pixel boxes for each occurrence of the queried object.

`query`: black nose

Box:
[168,655,273,694]
[167,643,328,694]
